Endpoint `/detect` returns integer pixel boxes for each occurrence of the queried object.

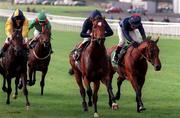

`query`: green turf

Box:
[0,19,180,118]
[0,2,102,17]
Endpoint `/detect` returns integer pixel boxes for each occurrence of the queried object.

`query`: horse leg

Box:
[6,78,12,104]
[101,76,118,110]
[28,68,33,86]
[74,72,88,111]
[136,76,146,112]
[13,77,20,99]
[40,70,47,95]
[2,76,7,92]
[115,76,125,100]
[86,85,93,107]
[21,73,30,109]
[32,70,36,85]
[129,75,145,113]
[92,81,100,118]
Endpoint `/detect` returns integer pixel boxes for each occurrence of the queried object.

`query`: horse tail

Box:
[68,68,74,75]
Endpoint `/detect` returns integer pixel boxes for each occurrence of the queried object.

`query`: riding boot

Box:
[0,43,9,58]
[73,41,89,61]
[118,47,127,63]
[112,46,121,64]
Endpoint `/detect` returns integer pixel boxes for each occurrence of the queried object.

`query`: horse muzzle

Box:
[154,64,161,71]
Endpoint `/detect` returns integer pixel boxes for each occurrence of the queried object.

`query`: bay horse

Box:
[108,37,161,113]
[0,29,30,109]
[69,17,118,117]
[27,29,52,95]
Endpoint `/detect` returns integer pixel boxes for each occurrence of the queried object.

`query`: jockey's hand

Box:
[132,41,139,48]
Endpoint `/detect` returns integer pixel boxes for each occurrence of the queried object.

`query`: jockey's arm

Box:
[28,19,36,30]
[104,20,113,37]
[22,19,29,38]
[5,17,13,38]
[122,27,134,42]
[138,24,146,40]
[80,19,91,38]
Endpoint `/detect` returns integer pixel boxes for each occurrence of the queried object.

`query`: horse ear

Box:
[146,36,152,40]
[155,37,160,44]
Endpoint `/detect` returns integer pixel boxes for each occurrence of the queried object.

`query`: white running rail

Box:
[1,9,180,37]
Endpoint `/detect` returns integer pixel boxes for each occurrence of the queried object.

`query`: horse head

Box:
[91,16,106,43]
[139,37,161,71]
[11,28,24,56]
[37,29,51,48]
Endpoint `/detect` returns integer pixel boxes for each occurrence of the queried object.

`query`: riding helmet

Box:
[12,9,25,21]
[128,14,141,27]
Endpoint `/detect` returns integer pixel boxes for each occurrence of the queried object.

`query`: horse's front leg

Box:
[129,74,146,113]
[6,77,12,104]
[92,80,100,118]
[21,72,30,109]
[28,67,33,86]
[40,69,47,95]
[136,76,146,112]
[115,76,125,100]
[74,71,88,111]
[2,76,7,92]
[86,84,92,107]
[13,76,20,99]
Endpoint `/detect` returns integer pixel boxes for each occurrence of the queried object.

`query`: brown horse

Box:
[69,17,118,117]
[108,37,161,113]
[0,29,30,109]
[27,29,52,95]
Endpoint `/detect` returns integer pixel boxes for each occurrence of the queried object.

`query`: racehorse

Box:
[0,29,30,109]
[69,17,118,117]
[107,37,161,112]
[27,29,52,95]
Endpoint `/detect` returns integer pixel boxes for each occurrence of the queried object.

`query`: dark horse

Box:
[0,29,30,109]
[69,18,118,117]
[28,29,51,95]
[108,37,161,113]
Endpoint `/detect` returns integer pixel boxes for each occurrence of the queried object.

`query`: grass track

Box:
[0,19,180,118]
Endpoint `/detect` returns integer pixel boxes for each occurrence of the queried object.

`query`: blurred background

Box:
[0,0,180,22]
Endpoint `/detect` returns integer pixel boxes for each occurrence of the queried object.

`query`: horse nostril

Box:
[155,65,161,71]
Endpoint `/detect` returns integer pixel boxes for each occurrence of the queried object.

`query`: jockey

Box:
[0,9,29,58]
[29,11,51,48]
[112,14,146,64]
[74,9,113,60]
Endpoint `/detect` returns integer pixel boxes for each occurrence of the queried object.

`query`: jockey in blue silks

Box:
[112,14,146,64]
[74,9,113,60]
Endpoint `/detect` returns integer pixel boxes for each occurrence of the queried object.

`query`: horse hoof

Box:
[82,102,88,112]
[112,103,119,110]
[18,84,23,89]
[12,94,17,99]
[26,106,30,111]
[115,94,120,100]
[94,112,99,118]
[6,101,10,105]
[137,106,146,113]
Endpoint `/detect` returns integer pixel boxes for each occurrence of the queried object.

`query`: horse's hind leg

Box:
[40,70,47,95]
[115,76,125,100]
